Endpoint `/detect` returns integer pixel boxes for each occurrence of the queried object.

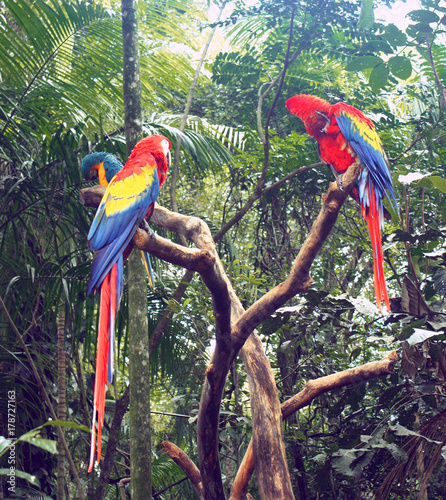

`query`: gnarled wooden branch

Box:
[80,161,361,499]
[162,441,204,499]
[230,350,398,500]
[231,161,361,350]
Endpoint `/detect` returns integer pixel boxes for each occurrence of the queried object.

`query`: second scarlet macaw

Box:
[286,94,397,312]
[85,134,171,472]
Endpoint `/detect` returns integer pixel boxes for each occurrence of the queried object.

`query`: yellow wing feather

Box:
[103,163,157,216]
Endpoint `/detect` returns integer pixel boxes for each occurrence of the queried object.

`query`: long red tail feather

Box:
[88,264,117,472]
[364,187,390,312]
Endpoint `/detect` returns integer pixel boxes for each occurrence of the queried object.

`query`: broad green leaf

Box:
[0,420,85,459]
[349,347,361,361]
[345,56,383,72]
[39,419,90,432]
[406,22,433,37]
[386,443,408,463]
[388,56,412,80]
[0,468,41,487]
[369,63,389,93]
[382,24,407,46]
[295,431,306,441]
[18,431,57,454]
[406,328,442,346]
[0,437,12,458]
[433,267,446,296]
[331,450,358,477]
[357,0,374,30]
[407,9,440,24]
[280,340,292,351]
[362,40,393,54]
[312,453,327,463]
[428,175,446,194]
[389,424,442,444]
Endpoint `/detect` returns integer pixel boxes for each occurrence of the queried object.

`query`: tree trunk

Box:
[94,386,131,499]
[57,301,66,500]
[121,0,151,497]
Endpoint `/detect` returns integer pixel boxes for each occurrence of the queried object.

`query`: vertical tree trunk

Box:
[57,301,66,499]
[121,0,151,497]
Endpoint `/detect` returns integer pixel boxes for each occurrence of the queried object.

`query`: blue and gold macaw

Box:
[81,152,123,186]
[82,135,171,471]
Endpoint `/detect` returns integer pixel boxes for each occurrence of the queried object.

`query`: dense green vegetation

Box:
[1,0,446,498]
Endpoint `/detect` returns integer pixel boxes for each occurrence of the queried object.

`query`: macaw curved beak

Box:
[167,150,171,170]
[88,169,98,180]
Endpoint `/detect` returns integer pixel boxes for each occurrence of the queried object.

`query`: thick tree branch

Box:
[230,350,398,499]
[80,161,361,499]
[231,161,361,349]
[162,441,204,499]
[133,228,214,271]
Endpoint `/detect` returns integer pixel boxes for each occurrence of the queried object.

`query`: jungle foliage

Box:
[1,0,446,498]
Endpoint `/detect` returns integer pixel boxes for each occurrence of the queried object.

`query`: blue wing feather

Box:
[86,215,139,295]
[335,113,397,212]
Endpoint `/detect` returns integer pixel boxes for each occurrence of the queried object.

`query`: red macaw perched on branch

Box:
[286,94,397,312]
[85,135,171,472]
[81,151,156,288]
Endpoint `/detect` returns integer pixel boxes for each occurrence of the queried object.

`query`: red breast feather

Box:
[124,134,171,185]
[287,95,357,173]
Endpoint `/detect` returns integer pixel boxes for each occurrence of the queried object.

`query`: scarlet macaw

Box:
[81,151,156,288]
[85,135,171,472]
[286,94,397,312]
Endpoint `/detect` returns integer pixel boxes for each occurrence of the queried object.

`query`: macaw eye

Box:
[161,138,170,153]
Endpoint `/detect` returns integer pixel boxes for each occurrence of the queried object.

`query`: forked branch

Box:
[80,160,361,499]
[230,351,398,499]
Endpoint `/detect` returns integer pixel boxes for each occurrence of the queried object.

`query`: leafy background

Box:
[1,0,446,498]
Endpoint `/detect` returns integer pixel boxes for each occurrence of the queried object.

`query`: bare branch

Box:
[118,478,131,500]
[230,351,398,499]
[80,160,361,500]
[162,441,204,499]
[213,160,323,243]
[170,3,226,214]
[231,161,361,349]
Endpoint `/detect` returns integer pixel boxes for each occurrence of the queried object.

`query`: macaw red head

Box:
[130,134,171,185]
[286,94,333,138]
[286,94,330,120]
